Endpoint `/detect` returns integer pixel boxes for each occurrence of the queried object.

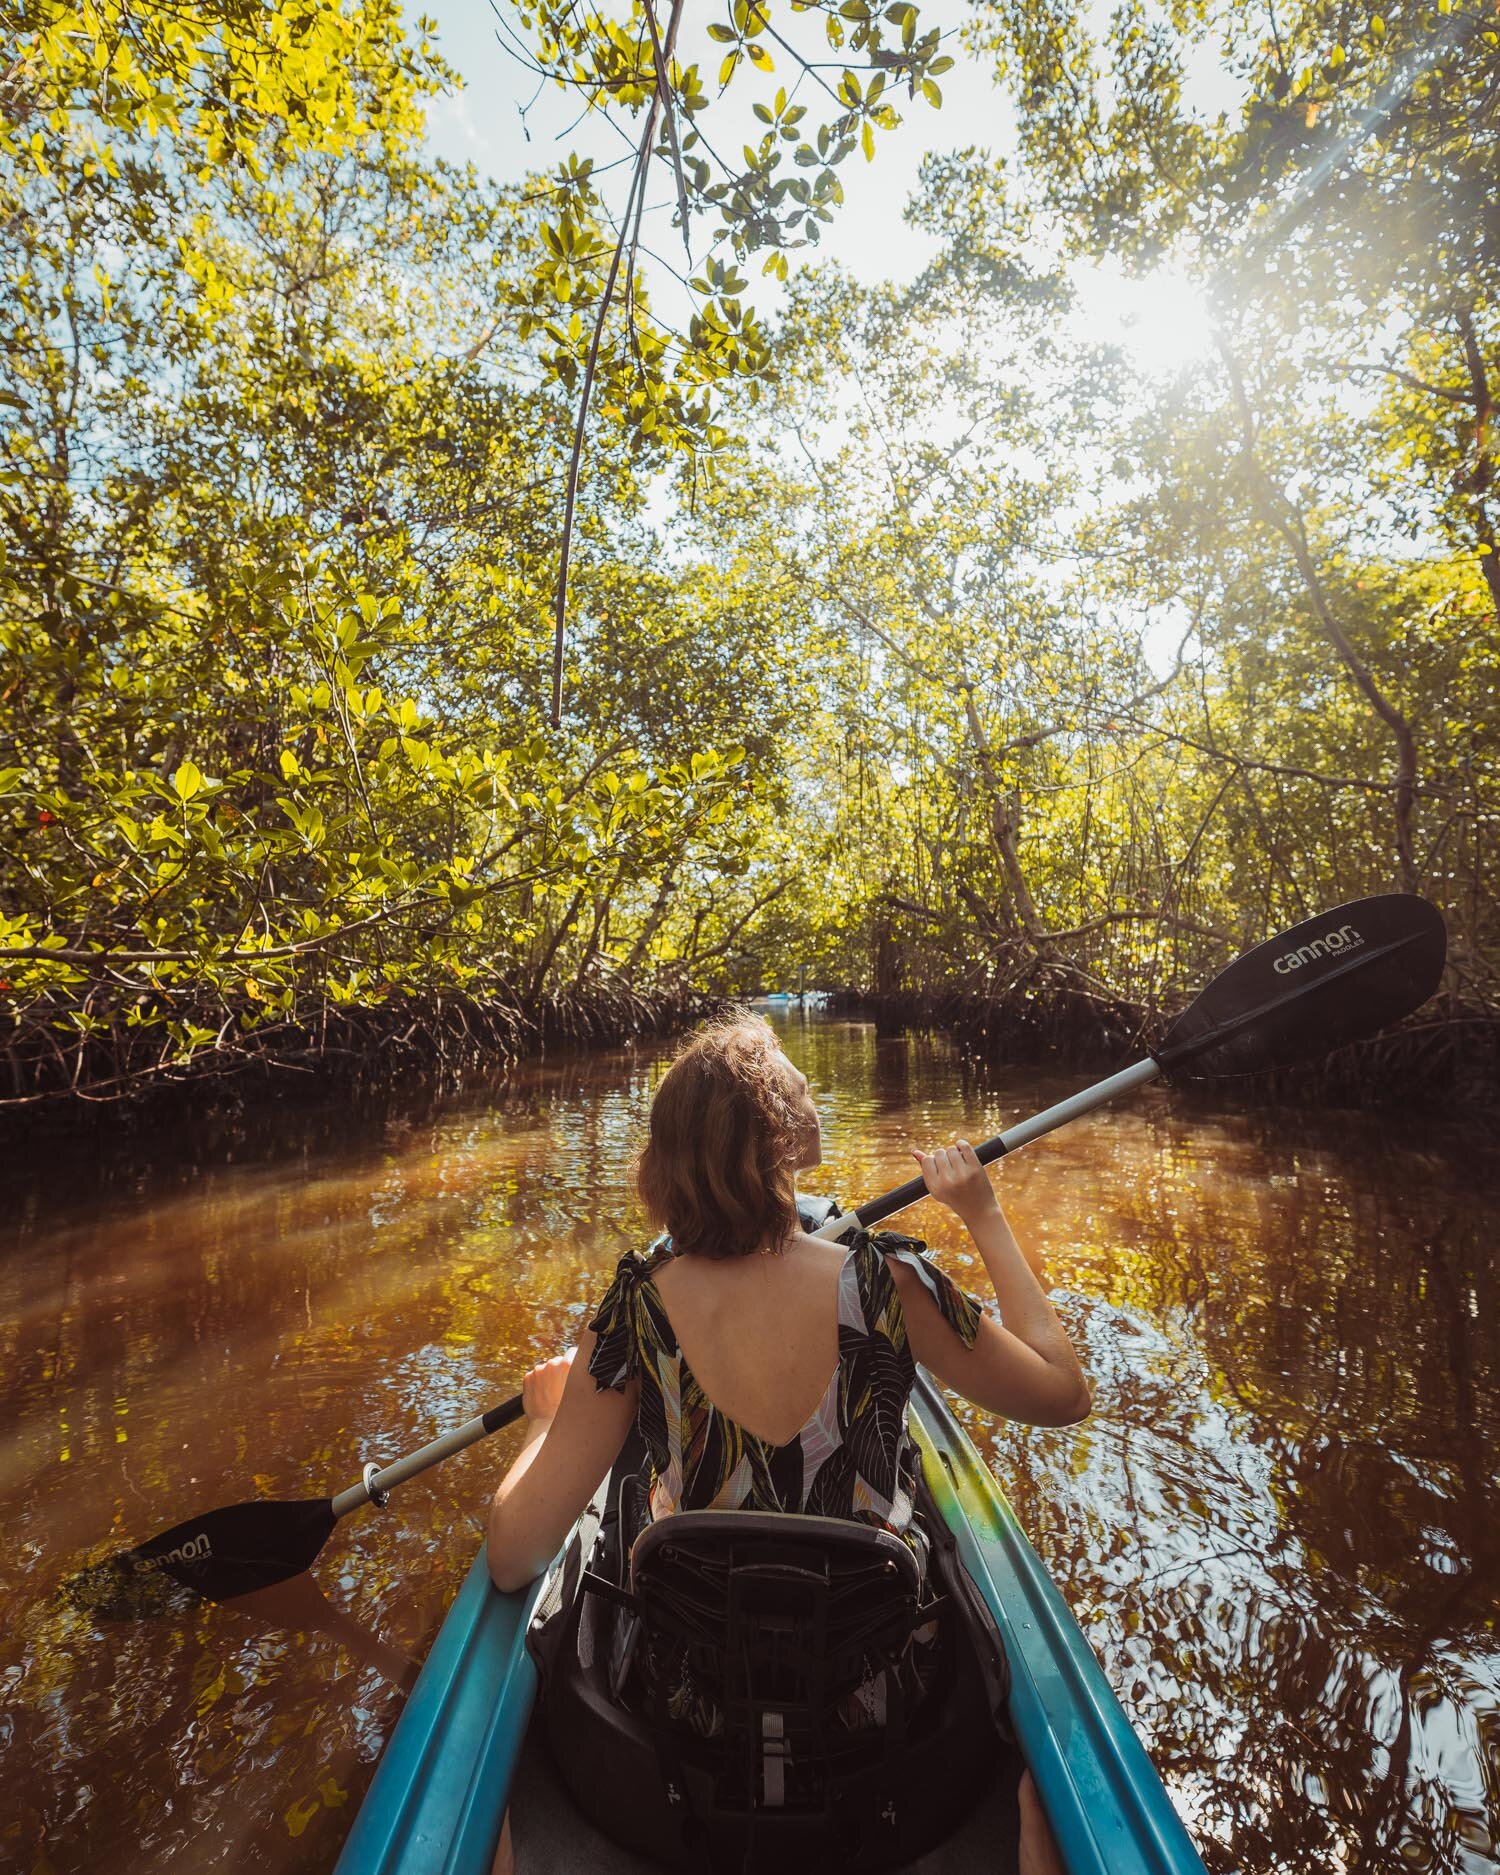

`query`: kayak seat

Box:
[535,1492,1010,1874]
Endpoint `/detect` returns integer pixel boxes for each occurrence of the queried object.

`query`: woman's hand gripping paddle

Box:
[69,892,1445,1616]
[812,892,1447,1238]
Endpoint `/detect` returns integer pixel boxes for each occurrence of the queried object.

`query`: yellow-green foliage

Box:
[1,0,1496,1097]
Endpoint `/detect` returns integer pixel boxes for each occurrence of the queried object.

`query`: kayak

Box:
[334,1370,1208,1875]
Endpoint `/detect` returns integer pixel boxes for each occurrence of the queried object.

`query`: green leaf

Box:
[172,761,203,801]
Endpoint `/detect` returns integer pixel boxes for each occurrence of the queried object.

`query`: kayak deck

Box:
[508,1728,1020,1875]
[336,1372,1206,1875]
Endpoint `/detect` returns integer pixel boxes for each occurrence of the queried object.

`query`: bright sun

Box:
[1075,261,1218,377]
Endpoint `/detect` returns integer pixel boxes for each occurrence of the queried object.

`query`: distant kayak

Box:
[336,1373,1207,1875]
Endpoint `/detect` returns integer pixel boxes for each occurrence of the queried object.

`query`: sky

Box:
[408,2,1232,672]
[418,0,1009,301]
[411,0,1227,372]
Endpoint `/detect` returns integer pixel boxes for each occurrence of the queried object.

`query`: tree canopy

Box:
[1,0,1495,1107]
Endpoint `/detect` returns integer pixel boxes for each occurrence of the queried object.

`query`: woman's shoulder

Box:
[591,1236,680,1317]
[848,1227,984,1349]
[845,1225,933,1280]
[608,1235,677,1281]
[586,1238,677,1391]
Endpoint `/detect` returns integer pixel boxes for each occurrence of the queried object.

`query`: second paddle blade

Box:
[69,1496,339,1620]
[1158,893,1447,1079]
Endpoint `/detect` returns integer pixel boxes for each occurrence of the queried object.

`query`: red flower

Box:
[36,809,56,826]
[0,980,12,994]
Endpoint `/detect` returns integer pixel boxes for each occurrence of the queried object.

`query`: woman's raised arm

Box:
[890,1141,1091,1428]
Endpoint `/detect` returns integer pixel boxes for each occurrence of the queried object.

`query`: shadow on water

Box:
[0,1018,1497,1873]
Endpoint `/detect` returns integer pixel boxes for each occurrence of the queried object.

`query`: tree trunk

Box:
[527,887,586,1002]
[1223,346,1421,892]
[621,867,677,980]
[959,687,1047,944]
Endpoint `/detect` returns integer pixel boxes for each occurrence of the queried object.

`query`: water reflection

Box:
[0,1025,1496,1873]
[225,1577,419,1693]
[973,1103,1500,1875]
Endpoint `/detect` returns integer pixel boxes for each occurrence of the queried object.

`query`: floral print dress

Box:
[586,1226,983,1557]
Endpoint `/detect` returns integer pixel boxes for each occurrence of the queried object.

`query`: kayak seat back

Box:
[537,1503,1008,1873]
[632,1510,924,1804]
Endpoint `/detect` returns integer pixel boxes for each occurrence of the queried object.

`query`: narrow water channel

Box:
[1,1015,1497,1873]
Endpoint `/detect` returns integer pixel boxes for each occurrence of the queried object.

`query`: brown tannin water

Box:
[1,1016,1496,1873]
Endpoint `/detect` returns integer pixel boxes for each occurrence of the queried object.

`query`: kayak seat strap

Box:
[578,1567,638,1616]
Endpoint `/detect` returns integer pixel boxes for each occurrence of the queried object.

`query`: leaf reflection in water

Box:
[975,1169,1500,1875]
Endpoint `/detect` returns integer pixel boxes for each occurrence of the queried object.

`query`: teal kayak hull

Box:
[335,1372,1207,1875]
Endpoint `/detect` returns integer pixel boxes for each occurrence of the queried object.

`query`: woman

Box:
[488,1013,1086,1873]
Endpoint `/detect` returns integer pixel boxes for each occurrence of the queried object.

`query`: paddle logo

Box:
[136,1532,212,1575]
[1272,922,1364,975]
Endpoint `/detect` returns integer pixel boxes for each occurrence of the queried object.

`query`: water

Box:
[1,1016,1496,1873]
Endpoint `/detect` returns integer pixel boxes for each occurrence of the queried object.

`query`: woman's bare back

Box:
[648,1233,847,1446]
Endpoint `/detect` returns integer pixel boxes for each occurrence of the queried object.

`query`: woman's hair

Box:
[638,1012,804,1258]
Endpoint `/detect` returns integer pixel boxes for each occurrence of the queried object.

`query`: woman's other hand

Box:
[911,1139,1000,1228]
[1017,1771,1067,1875]
[522,1349,575,1425]
[488,1332,635,1594]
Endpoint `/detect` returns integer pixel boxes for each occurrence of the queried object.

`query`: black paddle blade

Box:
[1156,893,1446,1080]
[65,1497,338,1621]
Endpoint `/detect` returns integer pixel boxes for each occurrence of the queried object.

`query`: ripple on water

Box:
[0,1018,1497,1874]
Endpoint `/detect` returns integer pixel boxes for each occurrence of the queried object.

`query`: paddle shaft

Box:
[241,908,1455,1515]
[325,1079,1166,1509]
[107,894,1442,1585]
[337,916,1440,1499]
[330,1394,523,1519]
[810,1057,1161,1238]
